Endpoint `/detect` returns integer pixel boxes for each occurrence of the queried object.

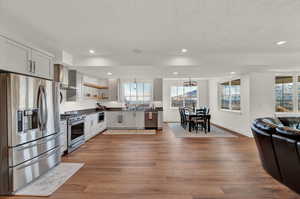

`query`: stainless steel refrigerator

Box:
[0,73,61,195]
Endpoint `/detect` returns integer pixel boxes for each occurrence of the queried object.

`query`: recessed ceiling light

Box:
[173,72,179,75]
[230,72,236,75]
[276,41,287,46]
[181,48,188,53]
[89,49,95,54]
[107,72,112,76]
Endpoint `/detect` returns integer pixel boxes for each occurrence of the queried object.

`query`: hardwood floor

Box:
[2,123,300,199]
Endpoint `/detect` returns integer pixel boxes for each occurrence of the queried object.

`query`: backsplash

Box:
[60,100,98,113]
[60,100,163,113]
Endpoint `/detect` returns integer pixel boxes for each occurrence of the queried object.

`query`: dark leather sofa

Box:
[251,117,300,194]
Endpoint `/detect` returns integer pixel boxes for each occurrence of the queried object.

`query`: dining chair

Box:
[196,108,206,115]
[193,108,207,133]
[179,108,184,127]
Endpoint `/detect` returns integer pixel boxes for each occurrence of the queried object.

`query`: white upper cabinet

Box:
[0,35,54,79]
[0,37,31,75]
[31,50,53,79]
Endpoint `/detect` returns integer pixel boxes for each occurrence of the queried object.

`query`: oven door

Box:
[68,120,85,146]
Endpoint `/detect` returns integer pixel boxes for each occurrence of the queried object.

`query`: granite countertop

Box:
[60,107,163,120]
[77,108,104,115]
[105,107,163,112]
[60,108,103,120]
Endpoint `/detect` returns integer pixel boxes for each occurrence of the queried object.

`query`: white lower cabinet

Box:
[59,120,68,155]
[84,114,93,141]
[106,111,145,129]
[158,111,163,129]
[91,114,98,137]
[84,112,107,141]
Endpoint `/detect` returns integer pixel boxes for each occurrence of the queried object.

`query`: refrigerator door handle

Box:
[37,86,43,130]
[42,87,48,129]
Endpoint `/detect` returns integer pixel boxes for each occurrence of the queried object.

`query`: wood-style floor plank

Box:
[1,124,299,199]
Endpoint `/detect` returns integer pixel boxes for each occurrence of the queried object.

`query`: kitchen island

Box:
[105,108,163,130]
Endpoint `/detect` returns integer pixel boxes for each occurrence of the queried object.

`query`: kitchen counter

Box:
[60,107,163,130]
[105,107,163,112]
[106,109,163,130]
[61,107,163,117]
[60,108,103,121]
[77,108,104,115]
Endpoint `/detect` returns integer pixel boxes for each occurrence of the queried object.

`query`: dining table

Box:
[185,111,211,132]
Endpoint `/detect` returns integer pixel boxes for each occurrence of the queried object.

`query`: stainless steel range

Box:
[0,73,61,195]
[61,111,85,153]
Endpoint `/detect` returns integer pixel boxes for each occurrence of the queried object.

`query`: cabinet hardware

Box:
[28,60,33,72]
[33,61,36,73]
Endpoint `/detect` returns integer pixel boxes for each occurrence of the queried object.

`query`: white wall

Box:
[249,73,276,121]
[208,72,291,137]
[163,79,209,122]
[209,75,251,136]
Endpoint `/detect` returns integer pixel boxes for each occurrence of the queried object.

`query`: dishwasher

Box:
[144,111,158,129]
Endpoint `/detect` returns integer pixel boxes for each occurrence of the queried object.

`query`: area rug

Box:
[169,123,237,138]
[103,129,156,135]
[14,162,84,196]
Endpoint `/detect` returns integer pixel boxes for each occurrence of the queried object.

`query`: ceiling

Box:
[1,0,300,78]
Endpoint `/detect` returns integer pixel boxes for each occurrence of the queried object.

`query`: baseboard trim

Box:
[211,123,248,138]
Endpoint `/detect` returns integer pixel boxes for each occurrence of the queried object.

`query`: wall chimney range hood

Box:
[66,70,83,101]
[54,64,74,90]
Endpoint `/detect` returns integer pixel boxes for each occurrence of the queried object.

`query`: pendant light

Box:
[183,77,197,87]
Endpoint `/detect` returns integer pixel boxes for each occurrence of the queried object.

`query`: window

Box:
[219,79,241,111]
[275,76,293,112]
[220,82,230,109]
[231,79,241,110]
[298,77,300,112]
[123,81,152,104]
[171,86,197,108]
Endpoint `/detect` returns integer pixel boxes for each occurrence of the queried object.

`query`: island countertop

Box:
[105,107,163,112]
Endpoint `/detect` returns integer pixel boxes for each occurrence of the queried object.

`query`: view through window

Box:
[231,79,241,110]
[220,82,230,109]
[171,86,197,108]
[298,77,300,112]
[219,79,241,111]
[275,76,293,112]
[123,81,152,104]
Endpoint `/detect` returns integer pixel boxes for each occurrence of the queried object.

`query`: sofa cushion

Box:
[276,127,300,141]
[252,118,282,134]
[263,117,284,127]
[278,117,300,130]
